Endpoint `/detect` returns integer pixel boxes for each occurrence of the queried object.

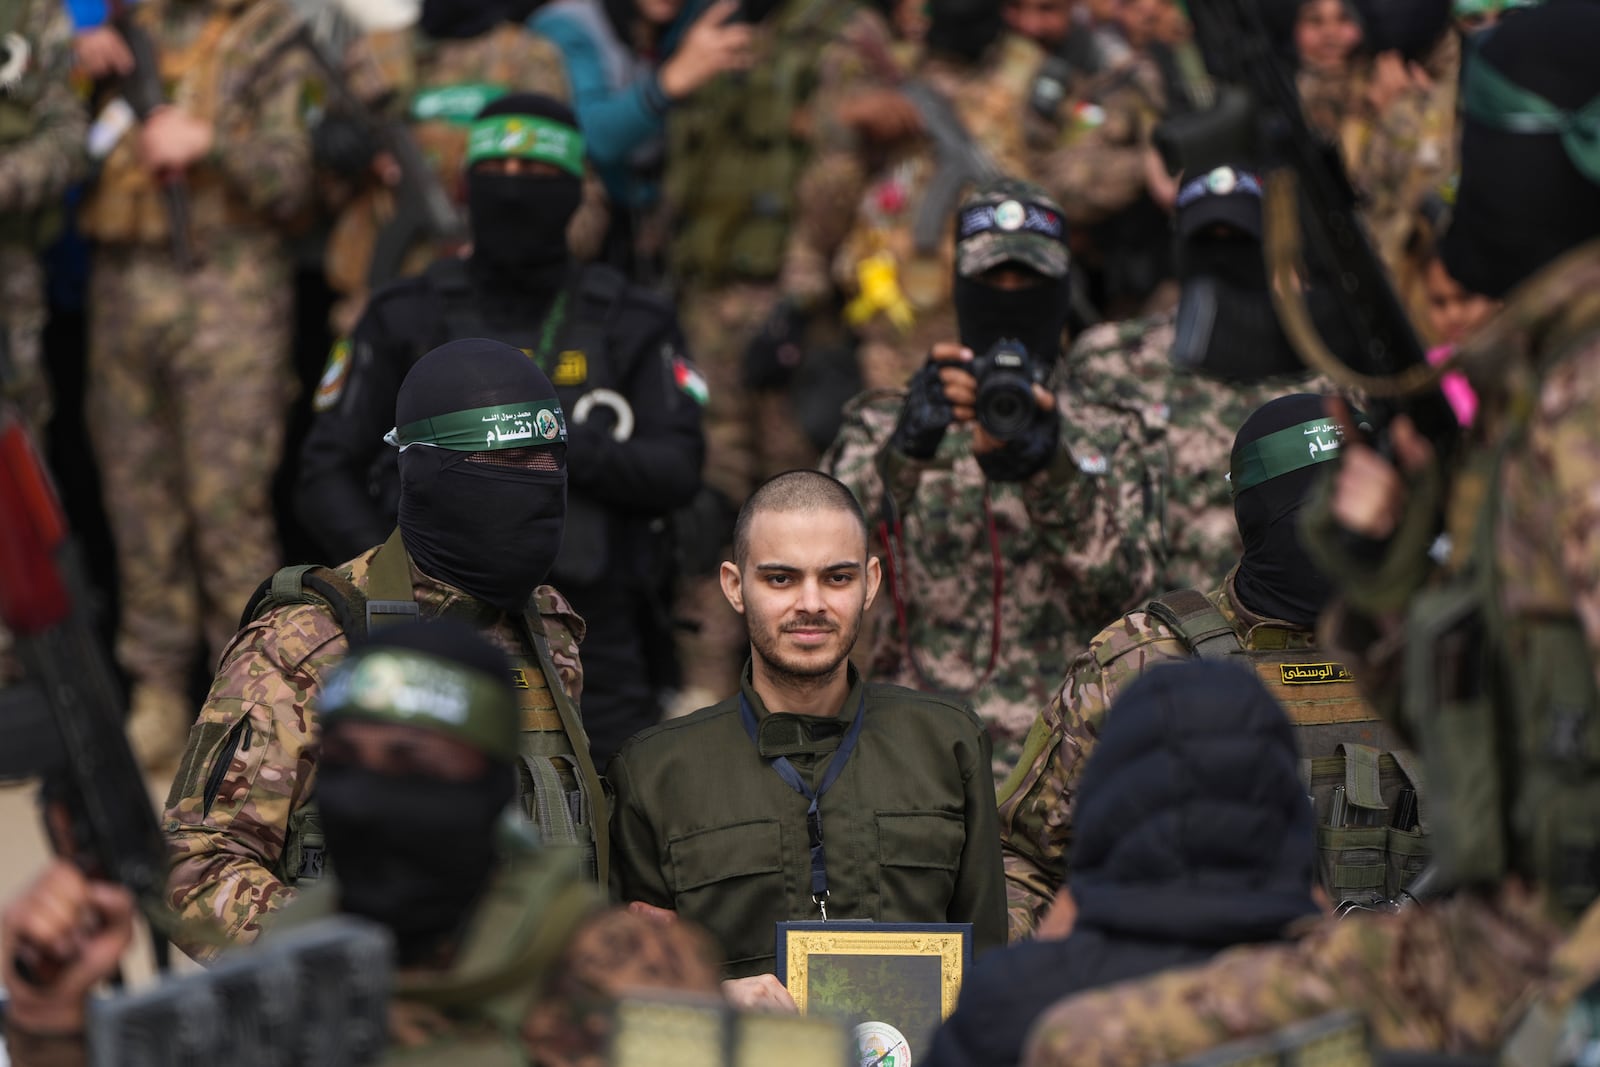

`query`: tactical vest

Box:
[427,259,628,587]
[664,0,856,286]
[231,531,610,890]
[0,0,62,249]
[1402,383,1600,921]
[1148,588,1430,907]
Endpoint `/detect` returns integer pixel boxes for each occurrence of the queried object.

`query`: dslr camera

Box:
[970,338,1049,442]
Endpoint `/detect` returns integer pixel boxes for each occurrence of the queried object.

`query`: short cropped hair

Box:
[732,470,870,567]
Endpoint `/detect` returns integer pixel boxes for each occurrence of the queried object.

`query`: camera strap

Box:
[738,689,867,920]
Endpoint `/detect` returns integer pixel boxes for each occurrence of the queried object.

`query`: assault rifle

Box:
[0,404,172,982]
[1157,0,1458,450]
[283,0,464,288]
[113,10,196,273]
[903,83,1002,256]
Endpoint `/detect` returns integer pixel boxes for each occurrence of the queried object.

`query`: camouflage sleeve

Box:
[534,584,587,704]
[995,620,1190,940]
[780,148,869,309]
[820,390,906,527]
[0,1,86,214]
[210,2,314,221]
[162,605,347,958]
[1022,890,1562,1066]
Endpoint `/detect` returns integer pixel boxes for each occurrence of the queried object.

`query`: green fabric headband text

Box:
[1229,418,1343,496]
[1461,44,1600,184]
[387,401,566,452]
[465,114,586,177]
[320,649,516,763]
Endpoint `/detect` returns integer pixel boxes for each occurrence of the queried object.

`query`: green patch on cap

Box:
[386,401,567,452]
[465,114,585,177]
[318,649,518,763]
[1229,418,1344,496]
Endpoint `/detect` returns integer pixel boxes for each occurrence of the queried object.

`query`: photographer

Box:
[824,178,1155,778]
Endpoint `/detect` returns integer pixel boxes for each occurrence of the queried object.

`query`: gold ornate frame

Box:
[779,924,968,1020]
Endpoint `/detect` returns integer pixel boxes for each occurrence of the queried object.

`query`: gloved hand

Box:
[889,356,960,461]
[312,111,380,181]
[742,300,809,391]
[976,410,1061,482]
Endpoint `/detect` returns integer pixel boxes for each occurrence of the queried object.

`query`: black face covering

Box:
[468,171,582,286]
[1230,395,1336,628]
[398,445,566,613]
[318,760,514,966]
[420,0,541,39]
[953,274,1073,363]
[926,0,1003,62]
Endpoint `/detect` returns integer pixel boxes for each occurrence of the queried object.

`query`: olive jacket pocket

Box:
[877,810,965,919]
[667,819,786,968]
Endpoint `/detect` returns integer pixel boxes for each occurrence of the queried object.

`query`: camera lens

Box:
[976,377,1036,441]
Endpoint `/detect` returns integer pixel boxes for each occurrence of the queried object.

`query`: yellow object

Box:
[844,252,915,334]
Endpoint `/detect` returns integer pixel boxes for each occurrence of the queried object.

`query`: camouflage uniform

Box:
[1022,885,1568,1066]
[162,543,586,958]
[833,32,1045,390]
[1060,312,1329,591]
[0,0,84,434]
[326,24,591,334]
[76,0,313,760]
[821,386,1154,780]
[997,572,1314,939]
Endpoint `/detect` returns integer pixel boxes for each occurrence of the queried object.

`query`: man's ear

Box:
[719,560,746,615]
[864,555,883,611]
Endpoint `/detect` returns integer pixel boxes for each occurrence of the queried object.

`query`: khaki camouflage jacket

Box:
[1022,885,1567,1066]
[0,0,84,225]
[996,573,1310,939]
[1061,312,1333,591]
[162,544,584,957]
[822,387,1154,779]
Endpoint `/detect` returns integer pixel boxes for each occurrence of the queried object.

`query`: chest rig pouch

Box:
[1147,588,1429,906]
[236,532,609,889]
[1403,420,1600,919]
[429,261,628,586]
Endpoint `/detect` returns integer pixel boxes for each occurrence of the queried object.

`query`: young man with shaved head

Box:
[609,470,1007,1009]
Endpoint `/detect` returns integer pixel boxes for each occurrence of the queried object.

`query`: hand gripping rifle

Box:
[1157,0,1458,451]
[112,8,197,273]
[0,404,174,983]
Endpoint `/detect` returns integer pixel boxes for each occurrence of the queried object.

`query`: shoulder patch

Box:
[670,351,709,406]
[313,338,352,413]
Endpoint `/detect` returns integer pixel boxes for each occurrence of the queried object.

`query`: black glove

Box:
[889,360,959,461]
[742,300,809,391]
[976,410,1061,482]
[312,111,380,181]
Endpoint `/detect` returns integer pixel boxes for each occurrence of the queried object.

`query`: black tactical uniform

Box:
[297,255,705,764]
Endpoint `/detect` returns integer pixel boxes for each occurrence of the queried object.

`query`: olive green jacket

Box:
[609,664,1008,977]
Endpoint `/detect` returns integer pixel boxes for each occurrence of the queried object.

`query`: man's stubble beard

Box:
[748,605,864,689]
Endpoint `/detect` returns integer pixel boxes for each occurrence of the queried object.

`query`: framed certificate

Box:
[776,922,972,1065]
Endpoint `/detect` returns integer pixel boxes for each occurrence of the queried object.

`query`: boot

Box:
[126,683,192,777]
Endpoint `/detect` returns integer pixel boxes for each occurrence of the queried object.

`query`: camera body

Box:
[970,338,1048,442]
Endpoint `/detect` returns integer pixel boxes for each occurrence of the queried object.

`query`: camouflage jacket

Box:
[162,544,585,957]
[0,0,85,232]
[1022,885,1567,1066]
[1060,312,1332,591]
[821,387,1155,779]
[996,573,1311,939]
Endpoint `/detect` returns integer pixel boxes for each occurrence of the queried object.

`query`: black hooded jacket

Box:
[923,661,1319,1067]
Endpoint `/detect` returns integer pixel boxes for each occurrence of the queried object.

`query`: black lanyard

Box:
[739,690,866,920]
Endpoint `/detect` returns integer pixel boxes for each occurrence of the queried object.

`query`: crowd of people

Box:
[2,0,1600,1063]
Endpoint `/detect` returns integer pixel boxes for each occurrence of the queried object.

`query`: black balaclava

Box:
[1230,394,1339,627]
[926,0,1004,63]
[317,621,517,967]
[1439,1,1600,300]
[466,94,584,290]
[953,274,1073,362]
[1070,660,1319,945]
[393,338,567,614]
[420,0,542,39]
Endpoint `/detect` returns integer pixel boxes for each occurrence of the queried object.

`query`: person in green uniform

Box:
[608,469,1008,1010]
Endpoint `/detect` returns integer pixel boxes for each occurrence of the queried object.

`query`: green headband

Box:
[465,114,585,177]
[1454,0,1536,18]
[319,648,518,763]
[1461,44,1600,184]
[385,401,566,452]
[1229,418,1343,497]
